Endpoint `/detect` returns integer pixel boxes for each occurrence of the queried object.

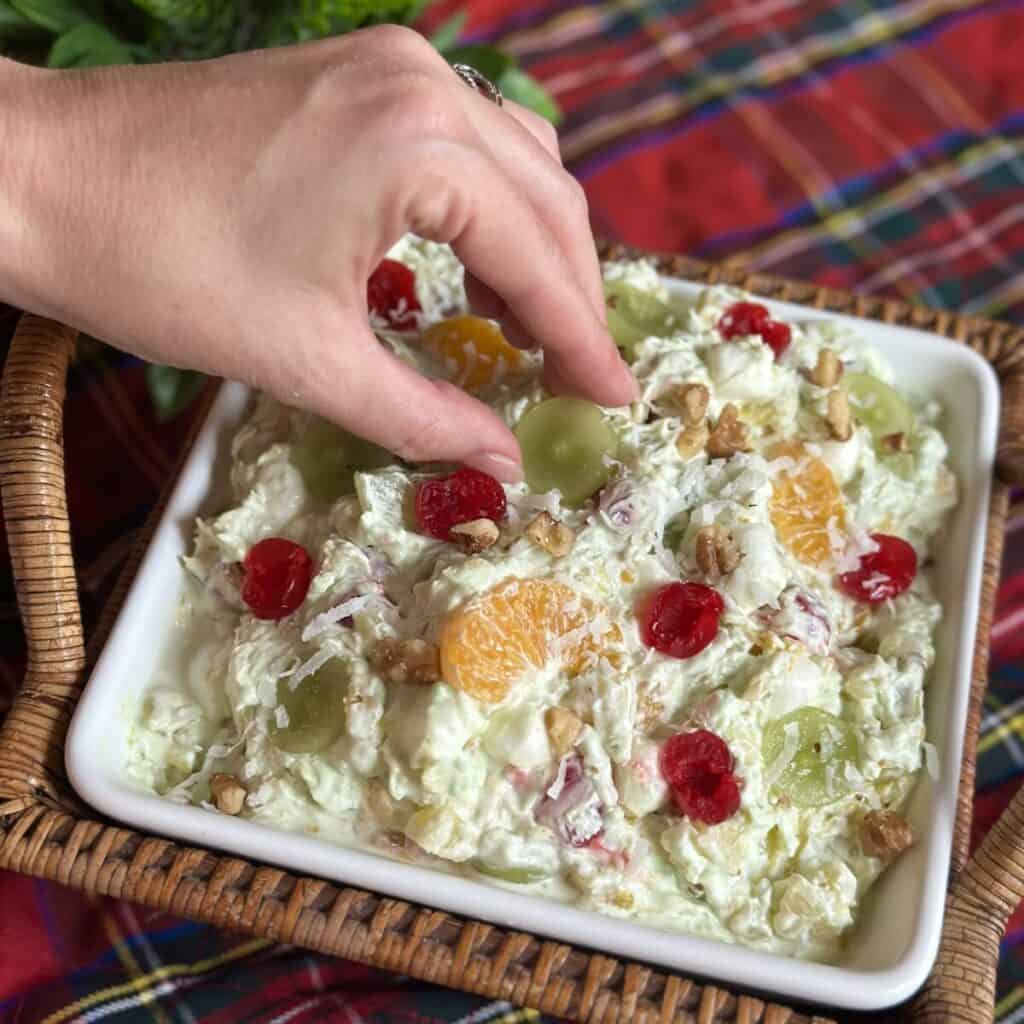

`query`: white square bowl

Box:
[66,280,1001,1012]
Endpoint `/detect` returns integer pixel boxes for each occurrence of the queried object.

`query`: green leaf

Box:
[145,363,206,422]
[0,0,38,33]
[498,66,561,124]
[428,9,464,51]
[258,0,421,47]
[48,20,134,64]
[10,0,89,33]
[445,43,512,82]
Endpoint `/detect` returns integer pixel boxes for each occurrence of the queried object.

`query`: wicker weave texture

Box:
[1,253,1021,1024]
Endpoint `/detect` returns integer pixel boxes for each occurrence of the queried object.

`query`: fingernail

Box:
[468,451,523,483]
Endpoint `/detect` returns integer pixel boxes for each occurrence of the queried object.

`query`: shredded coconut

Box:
[301,593,375,641]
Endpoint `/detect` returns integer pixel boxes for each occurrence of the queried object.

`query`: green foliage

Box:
[0,0,43,34]
[145,363,206,421]
[496,65,560,124]
[9,0,89,34]
[426,8,462,51]
[49,21,134,65]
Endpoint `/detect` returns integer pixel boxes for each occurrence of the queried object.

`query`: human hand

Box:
[0,30,635,481]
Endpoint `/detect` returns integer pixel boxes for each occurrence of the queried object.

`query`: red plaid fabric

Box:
[1,1,1023,1020]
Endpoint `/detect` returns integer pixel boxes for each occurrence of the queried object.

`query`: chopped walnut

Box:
[861,810,914,860]
[808,348,844,388]
[881,432,908,452]
[366,779,407,828]
[674,382,709,426]
[545,706,583,757]
[695,524,740,578]
[210,773,246,816]
[676,423,710,459]
[525,511,576,557]
[374,638,441,685]
[706,403,751,458]
[450,517,499,554]
[638,692,664,731]
[826,388,852,441]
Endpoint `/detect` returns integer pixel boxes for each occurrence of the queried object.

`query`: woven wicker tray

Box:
[1,248,1022,1024]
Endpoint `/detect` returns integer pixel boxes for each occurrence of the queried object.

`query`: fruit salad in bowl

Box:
[127,237,957,964]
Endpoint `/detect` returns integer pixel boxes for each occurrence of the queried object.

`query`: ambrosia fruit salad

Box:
[128,238,957,962]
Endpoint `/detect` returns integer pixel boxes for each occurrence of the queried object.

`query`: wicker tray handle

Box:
[1,311,1022,1024]
[0,315,84,814]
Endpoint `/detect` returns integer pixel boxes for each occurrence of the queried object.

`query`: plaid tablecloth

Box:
[1,0,1023,1020]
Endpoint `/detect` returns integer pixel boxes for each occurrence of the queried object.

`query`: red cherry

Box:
[241,538,313,620]
[759,318,792,358]
[639,582,724,659]
[415,467,507,541]
[718,301,791,359]
[718,301,770,339]
[368,259,421,329]
[660,730,741,824]
[837,533,917,604]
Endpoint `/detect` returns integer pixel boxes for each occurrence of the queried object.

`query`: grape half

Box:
[841,373,914,440]
[472,860,552,884]
[841,373,917,479]
[604,280,681,357]
[762,707,859,808]
[291,418,391,503]
[271,661,349,754]
[515,397,618,506]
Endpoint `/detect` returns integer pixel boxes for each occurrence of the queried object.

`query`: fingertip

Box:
[465,450,524,483]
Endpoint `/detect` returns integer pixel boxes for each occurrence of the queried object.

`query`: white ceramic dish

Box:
[66,279,1000,1011]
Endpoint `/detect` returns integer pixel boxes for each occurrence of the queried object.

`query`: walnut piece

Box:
[706,403,751,458]
[449,517,500,554]
[545,706,583,757]
[525,511,575,557]
[674,382,709,426]
[374,637,441,685]
[210,773,246,816]
[861,810,914,860]
[695,524,740,578]
[881,431,908,452]
[676,423,710,459]
[825,388,852,441]
[808,348,844,387]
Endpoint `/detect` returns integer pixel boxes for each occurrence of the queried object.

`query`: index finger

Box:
[438,150,636,408]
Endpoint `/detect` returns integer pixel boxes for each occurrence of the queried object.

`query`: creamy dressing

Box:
[127,238,956,963]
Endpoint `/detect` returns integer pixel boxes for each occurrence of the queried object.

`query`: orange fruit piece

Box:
[768,440,846,568]
[439,577,617,703]
[422,315,525,392]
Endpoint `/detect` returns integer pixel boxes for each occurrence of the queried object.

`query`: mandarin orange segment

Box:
[422,315,525,392]
[439,577,617,703]
[768,440,846,568]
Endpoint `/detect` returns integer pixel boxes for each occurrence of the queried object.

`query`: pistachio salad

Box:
[127,237,957,962]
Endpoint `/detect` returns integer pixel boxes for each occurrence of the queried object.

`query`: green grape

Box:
[762,707,859,808]
[514,397,618,506]
[472,860,552,884]
[290,418,391,503]
[604,280,682,358]
[841,373,915,444]
[270,660,349,755]
[840,373,917,479]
